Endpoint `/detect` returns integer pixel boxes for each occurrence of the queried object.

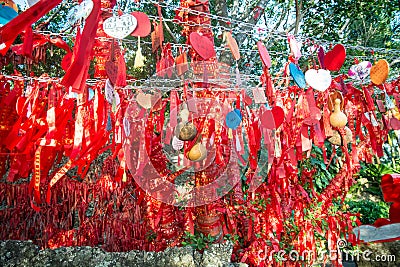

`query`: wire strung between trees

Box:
[138,0,400,55]
[3,69,396,93]
[74,0,400,56]
[7,1,398,92]
[33,29,399,63]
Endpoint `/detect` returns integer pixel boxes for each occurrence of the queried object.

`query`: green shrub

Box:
[345,199,389,225]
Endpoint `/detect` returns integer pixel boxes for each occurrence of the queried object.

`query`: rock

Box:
[199,242,233,267]
[356,241,399,267]
[0,240,237,267]
[0,240,39,267]
[225,263,248,267]
[353,224,400,242]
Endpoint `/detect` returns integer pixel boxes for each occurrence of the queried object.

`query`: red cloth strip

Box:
[61,0,101,93]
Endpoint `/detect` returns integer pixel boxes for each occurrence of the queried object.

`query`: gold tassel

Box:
[134,36,145,68]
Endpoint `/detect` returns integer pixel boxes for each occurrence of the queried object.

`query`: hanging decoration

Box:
[348,60,372,81]
[323,44,346,71]
[370,59,390,85]
[103,13,137,39]
[64,0,94,29]
[0,4,18,26]
[189,32,216,61]
[289,62,306,88]
[304,69,332,92]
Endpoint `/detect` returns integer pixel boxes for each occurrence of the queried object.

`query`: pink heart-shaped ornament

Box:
[288,34,301,60]
[390,117,400,130]
[131,11,151,37]
[324,44,346,71]
[189,32,216,60]
[260,106,284,129]
[257,41,271,68]
[305,69,332,92]
[136,92,152,109]
[260,109,274,129]
[105,61,118,85]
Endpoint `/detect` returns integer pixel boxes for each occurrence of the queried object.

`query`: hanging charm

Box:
[348,60,372,81]
[64,0,94,30]
[175,49,188,76]
[324,44,346,71]
[172,136,184,150]
[151,21,164,52]
[103,13,137,39]
[189,32,216,60]
[370,59,389,85]
[289,63,306,89]
[305,69,332,92]
[134,37,145,68]
[131,11,151,37]
[330,99,348,128]
[223,31,240,61]
[187,142,207,161]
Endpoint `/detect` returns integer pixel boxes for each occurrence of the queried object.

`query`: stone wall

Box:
[356,241,399,267]
[3,239,397,266]
[0,240,247,267]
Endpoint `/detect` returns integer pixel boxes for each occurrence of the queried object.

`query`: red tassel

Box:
[115,51,127,87]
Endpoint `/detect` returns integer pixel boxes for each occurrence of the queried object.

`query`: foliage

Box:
[343,161,394,225]
[299,144,341,193]
[352,162,394,197]
[345,199,389,225]
[299,141,393,228]
[301,0,399,48]
[181,231,216,251]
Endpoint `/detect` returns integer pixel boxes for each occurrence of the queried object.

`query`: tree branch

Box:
[34,2,66,30]
[163,21,178,44]
[390,58,400,67]
[272,4,289,31]
[235,0,270,43]
[294,0,303,34]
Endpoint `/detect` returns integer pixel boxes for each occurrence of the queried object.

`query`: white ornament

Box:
[123,117,130,136]
[305,69,332,92]
[64,0,93,30]
[105,79,120,106]
[172,136,184,150]
[103,14,137,39]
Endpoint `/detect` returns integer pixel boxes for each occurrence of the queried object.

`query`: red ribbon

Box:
[61,0,101,93]
[0,0,63,55]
